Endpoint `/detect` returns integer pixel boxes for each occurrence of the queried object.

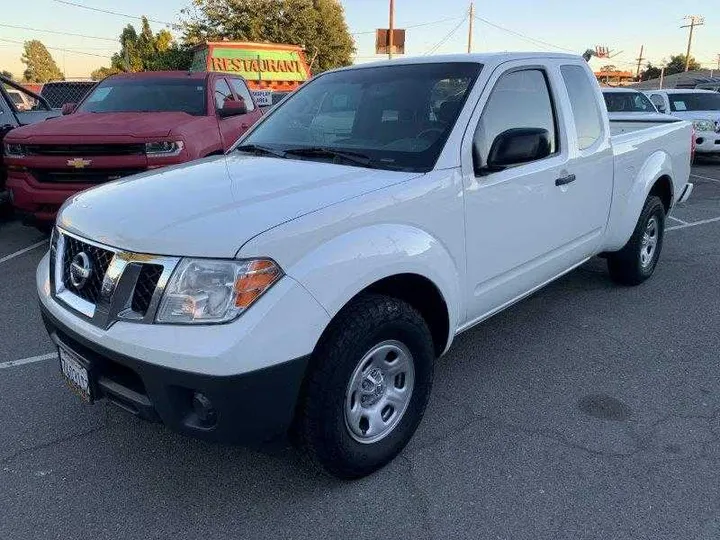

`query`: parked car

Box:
[0,76,60,208]
[39,80,96,109]
[602,88,680,135]
[38,53,693,479]
[5,71,263,223]
[646,89,720,155]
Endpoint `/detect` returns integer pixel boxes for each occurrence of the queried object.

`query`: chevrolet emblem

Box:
[67,158,92,169]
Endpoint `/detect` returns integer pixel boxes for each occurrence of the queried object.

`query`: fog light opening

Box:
[192,392,217,427]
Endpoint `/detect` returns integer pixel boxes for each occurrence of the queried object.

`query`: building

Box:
[191,42,312,93]
[594,69,635,87]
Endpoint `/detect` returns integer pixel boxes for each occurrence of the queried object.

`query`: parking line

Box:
[666,216,720,231]
[0,352,56,370]
[668,216,689,225]
[690,173,720,184]
[0,240,47,266]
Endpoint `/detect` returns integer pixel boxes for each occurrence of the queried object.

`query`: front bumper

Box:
[7,172,90,221]
[694,132,720,153]
[41,302,309,444]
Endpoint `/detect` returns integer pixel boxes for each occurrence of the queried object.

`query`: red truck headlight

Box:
[3,143,25,158]
[145,140,184,157]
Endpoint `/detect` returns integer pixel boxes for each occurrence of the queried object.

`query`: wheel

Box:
[607,195,665,286]
[297,293,435,479]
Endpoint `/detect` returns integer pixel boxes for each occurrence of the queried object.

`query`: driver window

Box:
[473,69,558,168]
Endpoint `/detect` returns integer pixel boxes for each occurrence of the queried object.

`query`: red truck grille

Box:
[25,143,145,156]
[31,169,143,184]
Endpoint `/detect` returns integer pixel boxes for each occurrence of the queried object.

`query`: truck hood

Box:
[8,112,199,139]
[58,154,420,258]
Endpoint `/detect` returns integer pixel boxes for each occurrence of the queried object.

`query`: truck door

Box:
[461,61,609,324]
[214,77,246,149]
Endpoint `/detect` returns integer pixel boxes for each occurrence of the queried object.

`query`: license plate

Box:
[59,345,92,402]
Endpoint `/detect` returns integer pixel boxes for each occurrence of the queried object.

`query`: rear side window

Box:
[560,65,603,150]
[228,78,255,112]
[473,69,558,165]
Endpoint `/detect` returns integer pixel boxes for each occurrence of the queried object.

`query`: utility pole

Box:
[659,67,665,89]
[388,0,395,60]
[681,15,704,72]
[635,45,645,80]
[467,3,475,54]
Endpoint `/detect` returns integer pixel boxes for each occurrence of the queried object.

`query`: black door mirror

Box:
[482,128,551,172]
[655,102,667,113]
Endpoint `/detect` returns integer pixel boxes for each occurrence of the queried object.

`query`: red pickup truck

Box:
[4,71,263,223]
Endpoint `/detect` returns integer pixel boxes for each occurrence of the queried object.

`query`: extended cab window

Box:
[561,65,603,150]
[473,69,557,166]
[228,78,255,112]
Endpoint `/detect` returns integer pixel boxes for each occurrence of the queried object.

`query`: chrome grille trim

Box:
[52,228,180,328]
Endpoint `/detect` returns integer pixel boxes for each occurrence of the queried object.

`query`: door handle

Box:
[241,123,249,129]
[555,174,576,187]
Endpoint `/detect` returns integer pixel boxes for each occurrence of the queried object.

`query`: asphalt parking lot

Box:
[1,162,720,540]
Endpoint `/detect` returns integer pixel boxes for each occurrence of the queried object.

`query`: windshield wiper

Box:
[235,144,287,159]
[284,147,374,168]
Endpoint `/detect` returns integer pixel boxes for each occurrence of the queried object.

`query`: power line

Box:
[424,17,467,55]
[352,15,464,35]
[0,37,111,59]
[473,15,574,53]
[0,23,116,42]
[51,0,173,26]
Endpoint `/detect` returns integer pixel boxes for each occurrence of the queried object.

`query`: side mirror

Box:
[218,98,247,118]
[61,103,76,115]
[656,103,667,114]
[483,128,551,172]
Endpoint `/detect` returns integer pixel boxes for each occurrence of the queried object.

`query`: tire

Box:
[607,195,665,286]
[297,293,435,479]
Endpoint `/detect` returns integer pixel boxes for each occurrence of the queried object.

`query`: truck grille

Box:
[130,264,163,316]
[62,235,115,304]
[54,230,178,327]
[25,143,145,156]
[31,168,143,184]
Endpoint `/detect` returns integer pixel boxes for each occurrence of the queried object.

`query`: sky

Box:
[0,0,719,79]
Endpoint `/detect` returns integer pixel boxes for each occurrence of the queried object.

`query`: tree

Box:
[664,54,701,75]
[92,16,193,77]
[90,66,121,81]
[1,70,13,80]
[182,0,356,73]
[640,63,662,81]
[21,40,64,82]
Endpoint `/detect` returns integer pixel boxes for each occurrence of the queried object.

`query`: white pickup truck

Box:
[38,53,693,479]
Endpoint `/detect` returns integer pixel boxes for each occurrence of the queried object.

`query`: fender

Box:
[601,150,673,252]
[279,224,462,353]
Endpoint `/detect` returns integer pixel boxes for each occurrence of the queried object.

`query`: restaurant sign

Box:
[195,42,311,83]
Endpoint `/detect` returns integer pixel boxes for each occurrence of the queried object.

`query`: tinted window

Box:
[228,78,255,112]
[603,91,656,112]
[242,63,482,173]
[669,93,720,112]
[561,65,603,150]
[474,69,557,165]
[214,79,234,110]
[78,78,207,115]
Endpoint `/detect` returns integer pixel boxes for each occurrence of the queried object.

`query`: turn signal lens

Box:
[234,260,282,308]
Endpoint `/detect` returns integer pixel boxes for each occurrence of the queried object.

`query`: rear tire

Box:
[297,293,435,479]
[607,195,665,286]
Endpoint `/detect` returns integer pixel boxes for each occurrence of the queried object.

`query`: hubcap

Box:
[640,216,659,269]
[344,340,415,444]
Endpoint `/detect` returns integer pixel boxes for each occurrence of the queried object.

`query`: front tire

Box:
[297,294,435,479]
[607,195,665,285]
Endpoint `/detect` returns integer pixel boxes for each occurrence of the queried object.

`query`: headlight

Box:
[156,258,282,324]
[692,120,715,132]
[145,140,184,157]
[3,142,25,158]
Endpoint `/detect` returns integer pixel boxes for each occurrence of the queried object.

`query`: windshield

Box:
[669,93,720,112]
[240,63,482,172]
[77,78,207,115]
[603,92,656,113]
